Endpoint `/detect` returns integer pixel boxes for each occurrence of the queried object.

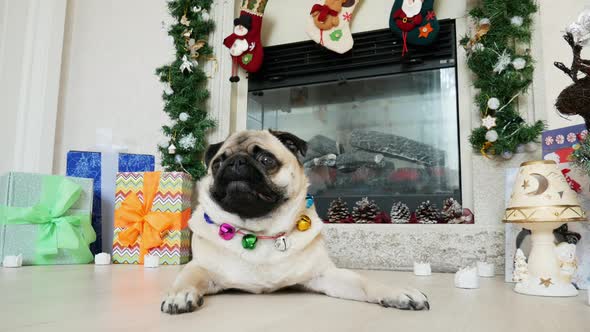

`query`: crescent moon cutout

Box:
[526,173,549,196]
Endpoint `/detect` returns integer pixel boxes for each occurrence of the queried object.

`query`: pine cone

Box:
[390,201,411,223]
[352,197,380,223]
[415,200,441,224]
[442,198,463,223]
[327,198,351,223]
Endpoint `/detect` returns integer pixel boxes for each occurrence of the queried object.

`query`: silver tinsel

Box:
[493,49,511,74]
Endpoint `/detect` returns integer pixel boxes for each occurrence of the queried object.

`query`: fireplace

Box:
[247,20,464,224]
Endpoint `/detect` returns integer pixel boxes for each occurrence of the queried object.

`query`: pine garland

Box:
[460,0,545,157]
[572,137,590,174]
[156,0,215,179]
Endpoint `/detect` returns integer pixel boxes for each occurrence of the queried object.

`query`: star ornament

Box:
[539,278,553,288]
[521,180,530,190]
[418,23,434,38]
[481,115,497,130]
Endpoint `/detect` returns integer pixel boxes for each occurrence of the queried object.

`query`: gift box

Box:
[0,172,95,265]
[112,171,193,265]
[541,124,587,163]
[66,151,155,254]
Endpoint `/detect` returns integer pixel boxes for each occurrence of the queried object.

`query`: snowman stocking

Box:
[305,0,360,54]
[223,0,269,82]
[389,0,439,56]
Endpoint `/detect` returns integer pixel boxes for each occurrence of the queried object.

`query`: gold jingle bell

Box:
[297,215,312,232]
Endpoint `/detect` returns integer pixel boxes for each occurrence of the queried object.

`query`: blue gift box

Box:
[66,151,155,254]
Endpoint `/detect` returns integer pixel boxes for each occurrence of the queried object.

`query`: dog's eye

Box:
[257,153,276,168]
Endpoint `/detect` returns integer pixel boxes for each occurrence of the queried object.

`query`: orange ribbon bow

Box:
[114,172,189,264]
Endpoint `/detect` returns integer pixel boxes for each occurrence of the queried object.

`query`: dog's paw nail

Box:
[380,289,429,311]
[161,287,202,315]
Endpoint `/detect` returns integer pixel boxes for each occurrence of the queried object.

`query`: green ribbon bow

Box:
[1,176,95,263]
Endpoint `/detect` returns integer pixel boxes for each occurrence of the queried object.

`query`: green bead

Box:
[242,234,258,250]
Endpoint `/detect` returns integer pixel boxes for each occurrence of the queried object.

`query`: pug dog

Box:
[161,130,429,314]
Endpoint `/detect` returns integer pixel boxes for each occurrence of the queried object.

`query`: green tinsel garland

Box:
[460,0,545,157]
[572,137,590,174]
[156,0,215,179]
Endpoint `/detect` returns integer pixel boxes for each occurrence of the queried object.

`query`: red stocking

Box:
[223,1,268,82]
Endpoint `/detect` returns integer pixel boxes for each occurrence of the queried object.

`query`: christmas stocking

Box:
[389,0,439,56]
[223,0,269,82]
[305,0,360,54]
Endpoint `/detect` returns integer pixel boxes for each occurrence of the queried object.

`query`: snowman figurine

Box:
[555,242,578,284]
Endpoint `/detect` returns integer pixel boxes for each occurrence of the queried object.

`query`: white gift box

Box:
[144,255,160,268]
[455,267,480,289]
[413,262,432,276]
[2,254,22,268]
[477,262,495,277]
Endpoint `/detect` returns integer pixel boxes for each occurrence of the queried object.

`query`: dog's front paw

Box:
[161,287,204,315]
[380,288,430,311]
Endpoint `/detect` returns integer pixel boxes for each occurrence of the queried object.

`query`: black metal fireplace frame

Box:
[248,19,457,92]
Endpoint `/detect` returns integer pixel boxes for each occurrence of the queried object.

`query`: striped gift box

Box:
[112,172,193,265]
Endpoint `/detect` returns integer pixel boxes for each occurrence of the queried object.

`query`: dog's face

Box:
[204,130,307,219]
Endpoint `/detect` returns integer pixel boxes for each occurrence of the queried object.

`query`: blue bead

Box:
[305,194,314,208]
[204,213,215,224]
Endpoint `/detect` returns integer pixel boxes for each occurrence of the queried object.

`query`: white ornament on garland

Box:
[473,43,485,52]
[525,142,538,152]
[158,139,170,149]
[163,82,173,95]
[510,16,523,27]
[201,10,210,21]
[174,154,184,164]
[487,97,501,110]
[179,133,197,149]
[479,18,491,27]
[180,55,194,73]
[485,129,499,142]
[516,144,526,153]
[501,151,514,160]
[482,115,497,129]
[493,49,512,74]
[191,6,202,13]
[512,57,526,70]
[178,112,189,122]
[168,143,177,154]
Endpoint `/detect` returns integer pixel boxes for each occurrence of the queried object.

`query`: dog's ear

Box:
[204,141,224,167]
[269,130,308,157]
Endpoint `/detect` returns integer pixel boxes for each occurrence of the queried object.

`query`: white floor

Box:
[0,266,589,332]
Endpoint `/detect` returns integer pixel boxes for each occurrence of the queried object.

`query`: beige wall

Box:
[536,0,589,129]
[53,0,171,174]
[0,0,23,173]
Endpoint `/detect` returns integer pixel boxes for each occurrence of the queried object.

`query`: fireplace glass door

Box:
[247,67,461,223]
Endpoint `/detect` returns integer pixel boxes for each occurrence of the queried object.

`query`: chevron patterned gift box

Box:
[112,171,193,265]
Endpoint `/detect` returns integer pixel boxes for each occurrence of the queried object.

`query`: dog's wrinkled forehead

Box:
[221,131,287,157]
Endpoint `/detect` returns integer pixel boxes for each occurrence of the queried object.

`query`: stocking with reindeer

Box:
[305,0,361,54]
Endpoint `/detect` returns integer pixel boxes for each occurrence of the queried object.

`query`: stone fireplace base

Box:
[322,224,505,273]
